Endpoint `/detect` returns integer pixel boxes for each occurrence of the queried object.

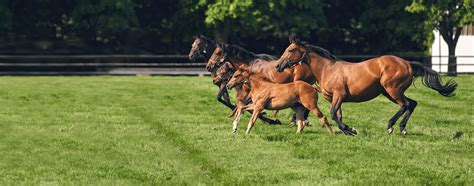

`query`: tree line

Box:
[0,0,471,60]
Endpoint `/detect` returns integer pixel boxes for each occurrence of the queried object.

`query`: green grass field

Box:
[0,75,472,184]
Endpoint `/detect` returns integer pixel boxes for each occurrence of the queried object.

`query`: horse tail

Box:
[409,61,457,97]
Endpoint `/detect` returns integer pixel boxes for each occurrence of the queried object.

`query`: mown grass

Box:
[0,75,472,185]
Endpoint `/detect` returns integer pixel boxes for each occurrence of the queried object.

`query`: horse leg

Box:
[290,113,297,125]
[296,120,304,134]
[321,107,340,129]
[399,98,417,135]
[222,88,234,108]
[337,107,342,122]
[245,106,263,135]
[303,108,311,126]
[257,113,281,125]
[293,105,306,134]
[299,97,333,135]
[330,97,357,135]
[217,85,235,110]
[243,98,279,125]
[231,102,246,133]
[290,102,304,126]
[383,89,410,135]
[311,107,333,135]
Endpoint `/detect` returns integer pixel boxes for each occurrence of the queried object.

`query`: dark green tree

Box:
[406,0,474,75]
[195,0,326,44]
[70,0,138,50]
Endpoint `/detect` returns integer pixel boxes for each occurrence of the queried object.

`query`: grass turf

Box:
[0,75,472,184]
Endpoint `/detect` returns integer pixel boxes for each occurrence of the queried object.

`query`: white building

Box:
[431,24,474,73]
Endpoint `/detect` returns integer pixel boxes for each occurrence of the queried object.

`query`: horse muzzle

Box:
[276,61,288,72]
[206,64,214,71]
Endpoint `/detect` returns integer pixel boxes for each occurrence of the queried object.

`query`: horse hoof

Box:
[351,127,357,135]
[387,127,394,135]
[289,122,296,127]
[269,119,281,125]
[304,120,310,126]
[342,129,356,136]
[400,129,407,135]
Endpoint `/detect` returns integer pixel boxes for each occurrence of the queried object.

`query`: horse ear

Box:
[289,34,298,43]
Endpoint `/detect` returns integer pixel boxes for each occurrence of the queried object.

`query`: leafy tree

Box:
[195,0,326,44]
[315,0,431,56]
[70,0,138,49]
[134,0,209,54]
[406,0,474,76]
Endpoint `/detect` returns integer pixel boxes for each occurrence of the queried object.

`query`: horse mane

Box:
[196,34,215,45]
[256,54,278,61]
[247,69,273,83]
[296,40,340,61]
[220,44,276,62]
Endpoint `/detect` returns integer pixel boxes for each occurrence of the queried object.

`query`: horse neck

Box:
[248,74,272,93]
[228,57,250,69]
[232,57,290,83]
[204,44,216,62]
[248,59,291,83]
[307,52,335,82]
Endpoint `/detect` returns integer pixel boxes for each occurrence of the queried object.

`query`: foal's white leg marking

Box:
[296,120,304,134]
[232,120,238,133]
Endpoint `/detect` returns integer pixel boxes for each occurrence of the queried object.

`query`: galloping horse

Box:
[276,36,457,135]
[207,43,316,123]
[188,35,279,124]
[227,67,333,135]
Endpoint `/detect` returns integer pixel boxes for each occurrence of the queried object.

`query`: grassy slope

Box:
[0,75,472,184]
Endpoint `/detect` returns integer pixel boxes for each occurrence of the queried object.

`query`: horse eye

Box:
[288,49,296,53]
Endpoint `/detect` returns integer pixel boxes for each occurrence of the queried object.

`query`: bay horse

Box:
[276,36,457,135]
[188,35,280,124]
[226,67,333,135]
[206,43,316,124]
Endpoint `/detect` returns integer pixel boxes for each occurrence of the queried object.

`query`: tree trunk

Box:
[447,44,457,76]
[440,27,462,77]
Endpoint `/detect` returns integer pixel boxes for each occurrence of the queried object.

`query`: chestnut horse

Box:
[215,62,264,120]
[227,67,333,135]
[207,43,316,123]
[188,35,280,124]
[276,36,457,135]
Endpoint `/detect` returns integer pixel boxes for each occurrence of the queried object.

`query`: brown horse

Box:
[276,36,457,135]
[215,62,255,132]
[207,43,316,123]
[227,67,333,135]
[188,35,280,124]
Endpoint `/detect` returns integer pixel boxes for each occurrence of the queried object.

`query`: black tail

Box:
[409,61,457,97]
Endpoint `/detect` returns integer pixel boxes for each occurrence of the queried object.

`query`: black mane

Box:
[197,34,215,46]
[296,40,340,61]
[219,44,276,62]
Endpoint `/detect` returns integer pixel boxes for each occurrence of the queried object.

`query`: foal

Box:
[227,68,333,135]
[215,62,280,126]
[189,35,279,124]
